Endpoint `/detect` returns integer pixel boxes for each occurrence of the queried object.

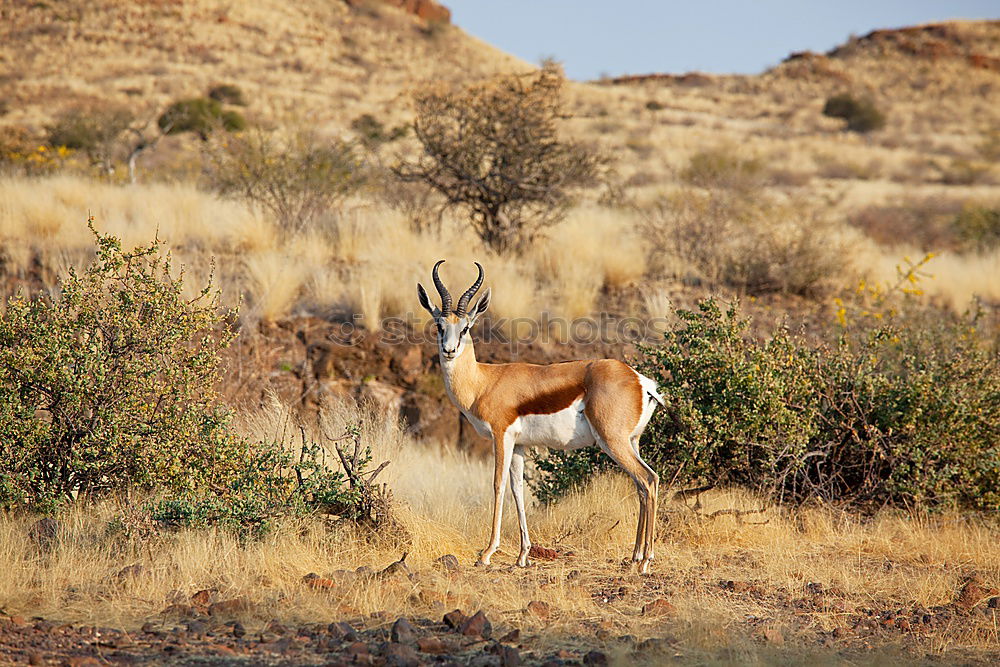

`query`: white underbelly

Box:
[512,399,595,450]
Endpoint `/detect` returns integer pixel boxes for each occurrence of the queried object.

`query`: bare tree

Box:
[395,64,605,254]
[46,106,135,178]
[125,118,172,184]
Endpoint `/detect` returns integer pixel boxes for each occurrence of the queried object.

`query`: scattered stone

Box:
[417,636,448,654]
[435,554,461,572]
[384,642,419,666]
[379,553,412,579]
[469,655,501,667]
[460,610,492,638]
[391,617,417,644]
[346,641,370,656]
[115,564,145,581]
[642,599,676,616]
[141,622,157,634]
[328,621,356,640]
[303,572,337,589]
[528,545,558,560]
[720,579,751,593]
[988,597,1000,609]
[583,650,609,666]
[500,645,522,666]
[761,625,784,645]
[232,622,246,638]
[208,597,253,617]
[444,609,468,630]
[66,658,101,667]
[498,629,520,643]
[190,589,214,606]
[955,575,990,610]
[27,651,43,666]
[526,600,551,620]
[185,619,209,636]
[832,627,849,639]
[265,619,289,635]
[161,603,197,618]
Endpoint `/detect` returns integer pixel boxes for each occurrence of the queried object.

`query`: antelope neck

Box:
[440,341,484,413]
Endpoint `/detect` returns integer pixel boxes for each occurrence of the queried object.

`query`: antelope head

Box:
[417,260,491,362]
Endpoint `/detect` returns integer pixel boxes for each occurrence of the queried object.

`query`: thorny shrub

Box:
[534,267,1000,511]
[0,223,384,535]
[45,106,134,176]
[207,127,364,235]
[145,423,392,540]
[642,188,842,296]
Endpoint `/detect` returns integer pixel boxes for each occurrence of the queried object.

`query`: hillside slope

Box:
[0,0,528,133]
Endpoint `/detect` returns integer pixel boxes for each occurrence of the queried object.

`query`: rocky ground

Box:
[3,552,998,666]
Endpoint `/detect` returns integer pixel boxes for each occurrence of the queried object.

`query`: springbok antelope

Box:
[417,261,665,573]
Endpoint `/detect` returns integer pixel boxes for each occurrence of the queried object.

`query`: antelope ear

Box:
[417,283,438,317]
[470,287,491,322]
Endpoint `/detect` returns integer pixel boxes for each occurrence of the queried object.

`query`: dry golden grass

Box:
[1,398,998,660]
[0,176,659,326]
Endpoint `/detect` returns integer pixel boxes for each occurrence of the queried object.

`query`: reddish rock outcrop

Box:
[345,0,451,23]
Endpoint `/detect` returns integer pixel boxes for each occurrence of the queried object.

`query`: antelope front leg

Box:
[478,431,514,566]
[509,445,531,567]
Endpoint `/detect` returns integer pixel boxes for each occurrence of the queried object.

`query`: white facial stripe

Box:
[437,316,472,359]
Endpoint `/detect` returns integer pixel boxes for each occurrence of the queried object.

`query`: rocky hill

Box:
[0,0,525,135]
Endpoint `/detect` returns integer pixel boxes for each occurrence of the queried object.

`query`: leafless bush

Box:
[46,105,135,176]
[643,190,843,296]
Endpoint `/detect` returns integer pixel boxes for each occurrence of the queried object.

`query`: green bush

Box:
[145,431,365,540]
[0,223,376,531]
[158,97,245,140]
[533,298,1000,511]
[0,221,240,512]
[953,205,1000,251]
[681,148,766,193]
[208,83,248,106]
[822,94,886,133]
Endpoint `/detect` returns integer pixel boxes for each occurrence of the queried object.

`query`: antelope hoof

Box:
[639,558,653,575]
[516,552,530,568]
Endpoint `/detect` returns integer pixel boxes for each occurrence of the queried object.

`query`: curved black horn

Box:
[432,260,452,315]
[456,262,484,316]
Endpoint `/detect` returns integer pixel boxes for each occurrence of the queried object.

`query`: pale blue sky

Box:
[446,1,999,81]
